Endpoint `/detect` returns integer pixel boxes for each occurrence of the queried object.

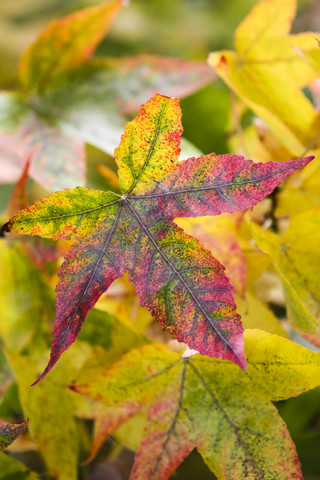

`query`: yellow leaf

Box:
[252,210,320,345]
[236,292,287,337]
[208,0,320,155]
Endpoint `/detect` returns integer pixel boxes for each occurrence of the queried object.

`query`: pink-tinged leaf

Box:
[19,0,124,93]
[32,208,126,385]
[129,153,314,219]
[107,55,216,114]
[120,210,245,368]
[8,158,30,216]
[0,419,28,450]
[84,402,141,465]
[3,95,313,381]
[0,134,23,183]
[17,115,85,191]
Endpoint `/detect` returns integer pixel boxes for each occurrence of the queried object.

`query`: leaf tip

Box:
[30,360,55,386]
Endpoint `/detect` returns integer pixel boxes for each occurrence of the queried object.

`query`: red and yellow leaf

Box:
[2,95,313,382]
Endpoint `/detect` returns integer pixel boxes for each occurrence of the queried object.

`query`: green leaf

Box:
[0,240,54,353]
[73,329,320,480]
[252,209,320,346]
[2,187,121,240]
[3,95,313,382]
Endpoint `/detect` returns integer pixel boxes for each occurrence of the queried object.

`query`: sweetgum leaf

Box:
[73,329,320,480]
[0,418,28,450]
[2,95,313,382]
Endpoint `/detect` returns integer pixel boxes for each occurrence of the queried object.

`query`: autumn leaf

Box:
[72,329,320,480]
[0,418,28,450]
[2,94,313,383]
[208,0,320,155]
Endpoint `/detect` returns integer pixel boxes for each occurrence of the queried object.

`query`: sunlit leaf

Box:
[2,95,313,382]
[72,329,320,480]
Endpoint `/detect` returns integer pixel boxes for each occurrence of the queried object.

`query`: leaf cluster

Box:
[0,1,320,479]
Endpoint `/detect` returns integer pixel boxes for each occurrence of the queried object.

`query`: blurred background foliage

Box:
[1,1,320,479]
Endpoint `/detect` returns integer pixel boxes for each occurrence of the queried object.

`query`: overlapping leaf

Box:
[2,94,313,383]
[72,329,320,480]
[0,418,28,450]
[176,213,246,297]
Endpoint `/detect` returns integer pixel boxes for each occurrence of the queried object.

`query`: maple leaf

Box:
[2,94,313,383]
[0,418,28,450]
[72,329,320,480]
